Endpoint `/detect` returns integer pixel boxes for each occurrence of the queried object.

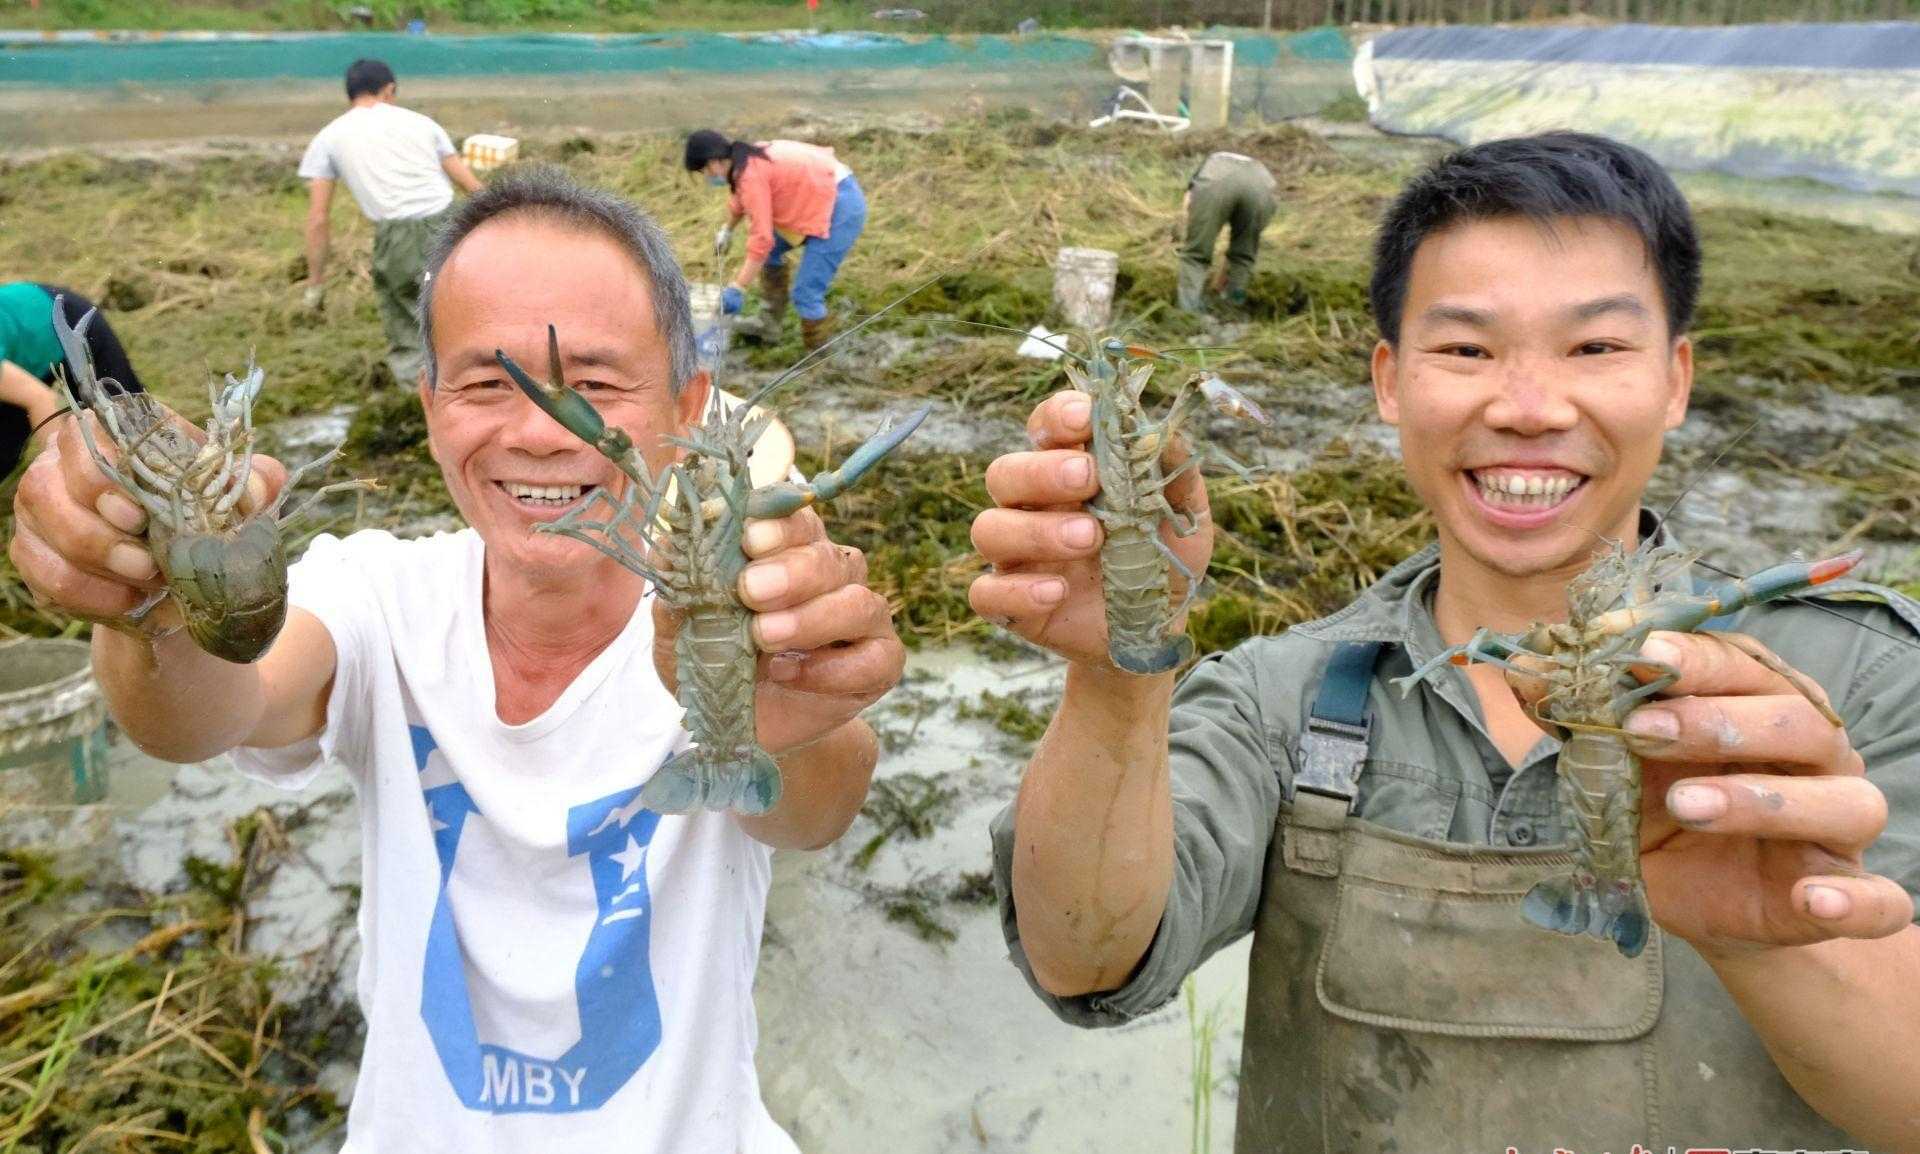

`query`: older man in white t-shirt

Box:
[301,57,484,386]
[11,169,901,1151]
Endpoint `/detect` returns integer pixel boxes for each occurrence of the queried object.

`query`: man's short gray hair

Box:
[419,166,697,395]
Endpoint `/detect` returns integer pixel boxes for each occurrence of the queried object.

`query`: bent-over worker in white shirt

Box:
[300,57,484,386]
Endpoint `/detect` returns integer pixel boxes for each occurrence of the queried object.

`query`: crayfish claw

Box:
[1199,374,1270,425]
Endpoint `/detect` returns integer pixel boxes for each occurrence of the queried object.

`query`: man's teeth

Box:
[504,482,585,505]
[1473,471,1580,509]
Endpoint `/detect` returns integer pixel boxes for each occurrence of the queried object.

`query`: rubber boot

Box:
[1176,260,1210,315]
[760,262,791,325]
[801,314,833,351]
[735,263,791,344]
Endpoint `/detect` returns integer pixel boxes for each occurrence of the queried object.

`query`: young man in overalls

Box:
[969,132,1920,1151]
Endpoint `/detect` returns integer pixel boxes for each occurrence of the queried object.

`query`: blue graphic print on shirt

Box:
[413,724,663,1112]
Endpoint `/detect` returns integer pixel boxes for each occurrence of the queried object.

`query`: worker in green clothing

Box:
[0,283,145,480]
[972,133,1920,1151]
[299,58,483,386]
[1177,151,1276,314]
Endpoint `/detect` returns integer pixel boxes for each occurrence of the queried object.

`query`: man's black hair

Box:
[418,166,697,394]
[345,58,397,101]
[1369,132,1701,346]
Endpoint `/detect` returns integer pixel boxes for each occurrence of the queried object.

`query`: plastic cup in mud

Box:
[687,281,733,374]
[1053,247,1119,330]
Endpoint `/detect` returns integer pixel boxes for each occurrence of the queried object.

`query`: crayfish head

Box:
[157,518,291,664]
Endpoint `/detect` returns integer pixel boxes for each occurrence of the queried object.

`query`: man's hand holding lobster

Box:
[10,405,286,636]
[648,505,903,757]
[1507,631,1912,957]
[968,390,1214,677]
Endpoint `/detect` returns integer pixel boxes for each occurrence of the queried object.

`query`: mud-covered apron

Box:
[1234,787,1862,1152]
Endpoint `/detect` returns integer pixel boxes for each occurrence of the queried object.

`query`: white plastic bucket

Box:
[0,638,109,804]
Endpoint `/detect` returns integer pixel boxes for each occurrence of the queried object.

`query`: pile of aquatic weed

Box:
[2,117,1906,425]
[953,687,1057,751]
[1190,441,1431,652]
[0,816,346,1151]
[1690,209,1920,401]
[535,117,1391,372]
[805,433,1430,655]
[0,116,1912,648]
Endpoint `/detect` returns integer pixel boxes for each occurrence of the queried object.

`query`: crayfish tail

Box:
[1598,883,1652,959]
[640,748,784,816]
[1523,874,1651,959]
[639,752,707,815]
[1606,902,1652,959]
[1110,633,1193,676]
[736,751,783,817]
[1522,874,1595,937]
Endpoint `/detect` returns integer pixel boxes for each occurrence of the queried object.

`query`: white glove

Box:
[713,225,733,256]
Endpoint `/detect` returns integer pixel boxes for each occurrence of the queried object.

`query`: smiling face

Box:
[421,214,707,581]
[1372,214,1693,580]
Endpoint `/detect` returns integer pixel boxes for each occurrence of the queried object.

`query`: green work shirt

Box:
[0,282,62,378]
[990,521,1920,1027]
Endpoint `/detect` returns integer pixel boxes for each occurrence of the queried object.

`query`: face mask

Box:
[707,174,727,187]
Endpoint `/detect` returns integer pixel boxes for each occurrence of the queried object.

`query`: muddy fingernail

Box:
[1063,396,1090,428]
[743,521,784,554]
[97,492,144,533]
[758,611,797,646]
[1061,457,1090,488]
[1061,517,1097,549]
[741,564,788,602]
[106,542,157,582]
[1033,578,1066,606]
[1625,708,1679,743]
[1804,884,1849,920]
[1668,783,1728,824]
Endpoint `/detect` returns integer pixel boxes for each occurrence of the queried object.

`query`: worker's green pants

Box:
[371,208,451,386]
[1178,157,1276,312]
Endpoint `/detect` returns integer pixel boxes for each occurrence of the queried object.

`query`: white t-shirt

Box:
[234,528,797,1154]
[298,103,457,223]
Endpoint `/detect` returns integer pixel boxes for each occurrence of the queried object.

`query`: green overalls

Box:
[372,208,452,385]
[1179,152,1277,312]
[993,525,1920,1152]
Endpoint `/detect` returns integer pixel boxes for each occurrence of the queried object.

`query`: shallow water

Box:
[758,645,1246,1153]
[0,643,1245,1153]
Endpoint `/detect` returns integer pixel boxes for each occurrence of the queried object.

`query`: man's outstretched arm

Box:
[9,411,334,763]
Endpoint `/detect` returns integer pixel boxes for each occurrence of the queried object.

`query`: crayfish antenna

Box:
[741,256,993,412]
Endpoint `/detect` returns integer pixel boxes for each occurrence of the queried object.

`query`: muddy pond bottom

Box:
[0,644,1246,1154]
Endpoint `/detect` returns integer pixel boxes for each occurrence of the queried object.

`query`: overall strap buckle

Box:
[1292,640,1389,814]
[1294,715,1373,813]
